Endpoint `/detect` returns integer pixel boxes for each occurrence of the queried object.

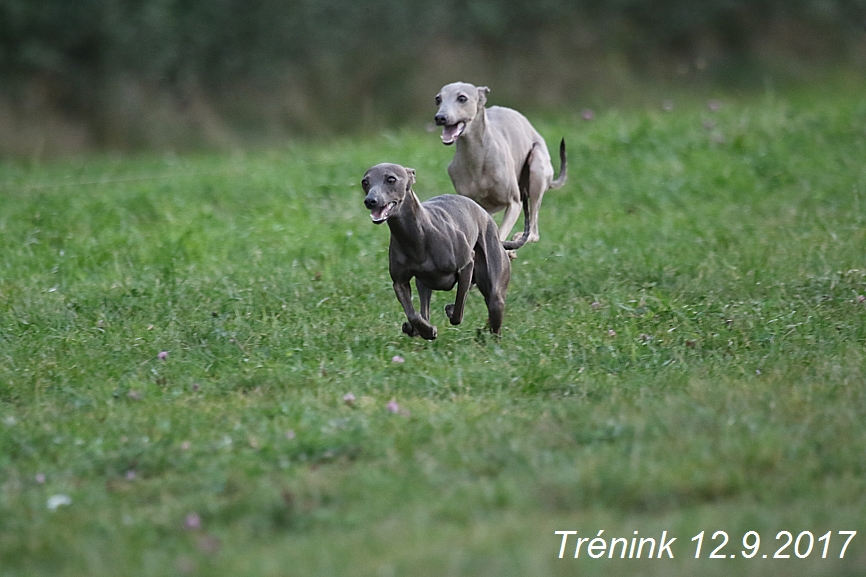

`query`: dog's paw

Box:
[444,304,462,325]
[419,323,438,340]
[514,231,539,243]
[402,322,420,337]
[406,319,437,340]
[485,317,501,335]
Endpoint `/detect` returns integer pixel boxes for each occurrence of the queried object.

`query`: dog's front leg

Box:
[444,261,474,326]
[498,195,523,242]
[394,281,437,340]
[416,279,432,322]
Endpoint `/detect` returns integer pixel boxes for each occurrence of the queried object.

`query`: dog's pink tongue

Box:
[370,206,385,221]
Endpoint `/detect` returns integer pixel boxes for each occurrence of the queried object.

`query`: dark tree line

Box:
[0,0,863,152]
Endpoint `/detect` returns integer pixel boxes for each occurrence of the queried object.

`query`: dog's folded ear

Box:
[405,168,416,191]
[477,86,490,107]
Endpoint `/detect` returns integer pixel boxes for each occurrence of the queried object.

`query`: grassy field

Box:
[1,84,865,576]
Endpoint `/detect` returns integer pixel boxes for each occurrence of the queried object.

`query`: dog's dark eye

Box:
[457,95,467,103]
[361,179,369,188]
[435,95,442,106]
[386,176,396,184]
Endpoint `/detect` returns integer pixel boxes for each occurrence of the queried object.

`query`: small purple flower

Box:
[35,473,46,484]
[608,329,617,337]
[157,351,169,361]
[343,393,356,407]
[125,470,137,481]
[708,100,721,112]
[391,355,405,364]
[184,513,201,530]
[386,400,400,414]
[590,301,602,310]
[857,295,865,303]
[581,109,594,121]
[286,430,296,440]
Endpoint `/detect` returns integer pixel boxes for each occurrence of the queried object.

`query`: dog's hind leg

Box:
[394,281,437,340]
[476,271,506,335]
[485,292,506,335]
[474,231,510,335]
[444,261,474,326]
[525,160,549,243]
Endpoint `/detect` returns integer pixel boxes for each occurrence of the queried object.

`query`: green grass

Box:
[1,84,866,577]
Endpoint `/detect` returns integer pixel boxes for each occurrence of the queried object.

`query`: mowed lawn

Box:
[1,85,865,577]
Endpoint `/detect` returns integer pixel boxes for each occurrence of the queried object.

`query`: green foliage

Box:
[0,85,865,575]
[1,0,864,152]
[2,0,862,81]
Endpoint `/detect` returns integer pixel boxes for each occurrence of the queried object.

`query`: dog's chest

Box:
[389,245,467,291]
[407,260,459,291]
[448,155,513,210]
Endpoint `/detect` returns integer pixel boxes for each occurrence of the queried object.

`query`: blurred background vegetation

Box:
[1,0,864,156]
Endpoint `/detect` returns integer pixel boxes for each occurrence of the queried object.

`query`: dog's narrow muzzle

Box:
[364,195,379,209]
[434,114,448,126]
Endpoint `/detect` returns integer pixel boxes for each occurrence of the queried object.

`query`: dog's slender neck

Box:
[456,105,488,155]
[387,190,430,256]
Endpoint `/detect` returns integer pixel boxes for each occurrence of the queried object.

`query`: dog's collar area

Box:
[370,201,398,224]
[441,121,466,145]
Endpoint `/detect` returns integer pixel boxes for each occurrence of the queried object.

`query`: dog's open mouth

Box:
[370,201,397,224]
[441,121,465,145]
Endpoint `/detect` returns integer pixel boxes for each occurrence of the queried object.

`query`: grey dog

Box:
[435,81,567,243]
[362,152,533,339]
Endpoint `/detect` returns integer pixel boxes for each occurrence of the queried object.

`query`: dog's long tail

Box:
[549,138,567,190]
[502,145,535,251]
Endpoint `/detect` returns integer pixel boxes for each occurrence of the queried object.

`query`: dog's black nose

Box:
[434,114,447,126]
[364,195,377,209]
